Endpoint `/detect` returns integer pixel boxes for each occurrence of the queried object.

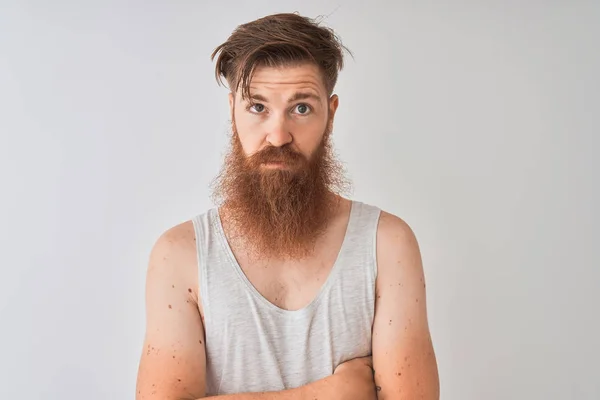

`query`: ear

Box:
[229,92,235,119]
[328,94,340,130]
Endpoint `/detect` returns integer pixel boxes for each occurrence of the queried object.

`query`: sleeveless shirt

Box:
[191,200,381,395]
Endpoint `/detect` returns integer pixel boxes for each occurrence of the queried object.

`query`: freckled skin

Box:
[373,212,440,396]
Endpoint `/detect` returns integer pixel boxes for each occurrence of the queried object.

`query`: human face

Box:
[229,63,339,170]
[213,63,346,260]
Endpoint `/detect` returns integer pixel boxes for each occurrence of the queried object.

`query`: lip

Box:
[263,160,285,164]
[262,161,287,168]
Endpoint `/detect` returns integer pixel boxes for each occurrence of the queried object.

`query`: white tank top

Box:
[192,200,381,395]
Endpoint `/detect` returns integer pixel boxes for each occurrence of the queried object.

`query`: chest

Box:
[233,246,340,311]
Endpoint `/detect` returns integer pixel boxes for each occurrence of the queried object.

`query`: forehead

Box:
[238,63,327,101]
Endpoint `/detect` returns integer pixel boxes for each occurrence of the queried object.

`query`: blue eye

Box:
[250,103,265,113]
[295,104,311,115]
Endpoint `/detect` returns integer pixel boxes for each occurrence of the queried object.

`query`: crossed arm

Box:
[135,213,439,400]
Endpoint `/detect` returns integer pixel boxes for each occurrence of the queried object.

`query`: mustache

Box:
[247,145,306,167]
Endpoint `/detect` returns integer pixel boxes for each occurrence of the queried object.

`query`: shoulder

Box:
[375,210,424,289]
[376,210,420,254]
[150,220,197,264]
[147,219,199,297]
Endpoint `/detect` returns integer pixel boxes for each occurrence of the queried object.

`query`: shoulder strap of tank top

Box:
[346,201,382,279]
[191,210,213,325]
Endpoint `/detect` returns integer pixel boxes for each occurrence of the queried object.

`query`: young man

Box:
[136,13,439,400]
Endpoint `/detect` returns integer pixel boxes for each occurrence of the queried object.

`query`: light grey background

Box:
[1,1,598,399]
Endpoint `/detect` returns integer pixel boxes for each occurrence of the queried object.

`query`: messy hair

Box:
[211,12,351,100]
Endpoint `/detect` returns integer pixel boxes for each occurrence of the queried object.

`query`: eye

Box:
[294,103,311,115]
[249,103,266,113]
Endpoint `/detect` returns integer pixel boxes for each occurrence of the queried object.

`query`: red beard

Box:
[211,124,349,260]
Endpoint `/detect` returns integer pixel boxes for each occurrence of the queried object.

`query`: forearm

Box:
[200,371,374,400]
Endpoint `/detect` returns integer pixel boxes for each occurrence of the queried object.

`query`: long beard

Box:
[211,125,350,260]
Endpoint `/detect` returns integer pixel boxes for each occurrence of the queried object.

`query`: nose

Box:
[265,114,293,148]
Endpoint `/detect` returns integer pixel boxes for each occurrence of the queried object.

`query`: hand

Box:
[333,356,377,399]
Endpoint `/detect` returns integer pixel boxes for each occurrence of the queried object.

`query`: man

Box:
[136,12,439,400]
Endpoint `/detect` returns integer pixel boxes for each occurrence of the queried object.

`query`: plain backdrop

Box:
[1,1,598,399]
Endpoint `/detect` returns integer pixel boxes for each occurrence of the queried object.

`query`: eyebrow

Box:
[249,92,323,104]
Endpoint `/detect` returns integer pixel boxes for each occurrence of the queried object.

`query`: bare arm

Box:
[371,212,440,400]
[204,357,375,400]
[136,222,207,399]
